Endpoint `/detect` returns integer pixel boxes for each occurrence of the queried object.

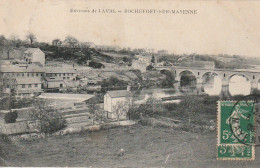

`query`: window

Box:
[22,73,24,77]
[22,84,25,88]
[36,73,39,77]
[32,73,34,77]
[63,73,65,76]
[6,85,9,88]
[41,74,43,76]
[27,73,29,77]
[17,73,20,76]
[59,73,61,76]
[63,77,66,79]
[28,84,32,88]
[67,77,70,79]
[35,84,38,87]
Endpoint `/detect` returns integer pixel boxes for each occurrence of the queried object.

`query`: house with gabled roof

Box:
[23,48,45,66]
[104,90,132,120]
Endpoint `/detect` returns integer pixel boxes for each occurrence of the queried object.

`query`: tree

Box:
[87,98,99,125]
[29,100,67,133]
[151,55,155,63]
[113,101,130,123]
[177,96,201,126]
[146,65,154,71]
[64,35,79,48]
[26,33,37,46]
[4,111,18,123]
[52,38,61,47]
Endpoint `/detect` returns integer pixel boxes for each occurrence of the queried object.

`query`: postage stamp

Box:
[217,101,255,160]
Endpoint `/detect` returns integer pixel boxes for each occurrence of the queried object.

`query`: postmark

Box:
[217,100,256,160]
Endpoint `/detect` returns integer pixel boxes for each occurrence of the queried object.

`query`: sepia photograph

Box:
[1,0,260,167]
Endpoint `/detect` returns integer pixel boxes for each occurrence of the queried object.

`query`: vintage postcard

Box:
[1,0,260,167]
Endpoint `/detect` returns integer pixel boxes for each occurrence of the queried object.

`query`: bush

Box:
[202,95,219,105]
[4,111,18,123]
[29,101,67,134]
[146,65,154,71]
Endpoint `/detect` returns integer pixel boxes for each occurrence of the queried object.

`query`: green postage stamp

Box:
[217,101,255,160]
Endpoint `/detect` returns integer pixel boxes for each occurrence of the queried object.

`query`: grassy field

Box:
[1,125,260,167]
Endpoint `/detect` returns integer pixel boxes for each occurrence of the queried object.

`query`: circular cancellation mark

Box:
[229,94,260,147]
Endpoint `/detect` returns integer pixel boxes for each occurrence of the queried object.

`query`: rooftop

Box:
[24,48,42,54]
[16,78,42,84]
[0,64,44,73]
[45,77,63,82]
[44,67,77,74]
[106,90,132,98]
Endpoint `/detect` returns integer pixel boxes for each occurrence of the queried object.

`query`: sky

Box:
[0,0,260,57]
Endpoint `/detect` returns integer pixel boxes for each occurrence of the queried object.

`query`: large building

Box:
[43,67,79,89]
[0,64,44,98]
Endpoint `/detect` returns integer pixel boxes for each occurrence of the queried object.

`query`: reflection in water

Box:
[229,76,250,96]
[133,75,254,103]
[203,76,222,96]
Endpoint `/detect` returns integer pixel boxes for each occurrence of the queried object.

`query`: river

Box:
[133,73,259,103]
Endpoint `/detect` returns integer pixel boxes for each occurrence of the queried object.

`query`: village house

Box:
[23,48,45,66]
[104,90,132,120]
[131,55,153,72]
[16,78,42,98]
[44,67,79,89]
[157,50,169,55]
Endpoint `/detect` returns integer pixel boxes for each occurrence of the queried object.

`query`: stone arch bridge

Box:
[155,66,260,97]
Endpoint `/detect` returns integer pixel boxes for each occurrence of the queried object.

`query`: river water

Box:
[134,73,259,103]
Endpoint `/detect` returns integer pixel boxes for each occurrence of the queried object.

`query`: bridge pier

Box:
[196,77,203,95]
[173,81,180,95]
[220,78,231,98]
[250,81,258,94]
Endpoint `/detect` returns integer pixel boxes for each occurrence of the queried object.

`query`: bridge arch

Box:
[201,71,220,79]
[228,73,251,96]
[227,73,251,82]
[177,69,197,80]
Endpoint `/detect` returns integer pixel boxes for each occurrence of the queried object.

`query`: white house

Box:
[23,48,45,66]
[104,90,132,120]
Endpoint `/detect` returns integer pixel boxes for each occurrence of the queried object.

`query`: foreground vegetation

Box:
[1,125,260,167]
